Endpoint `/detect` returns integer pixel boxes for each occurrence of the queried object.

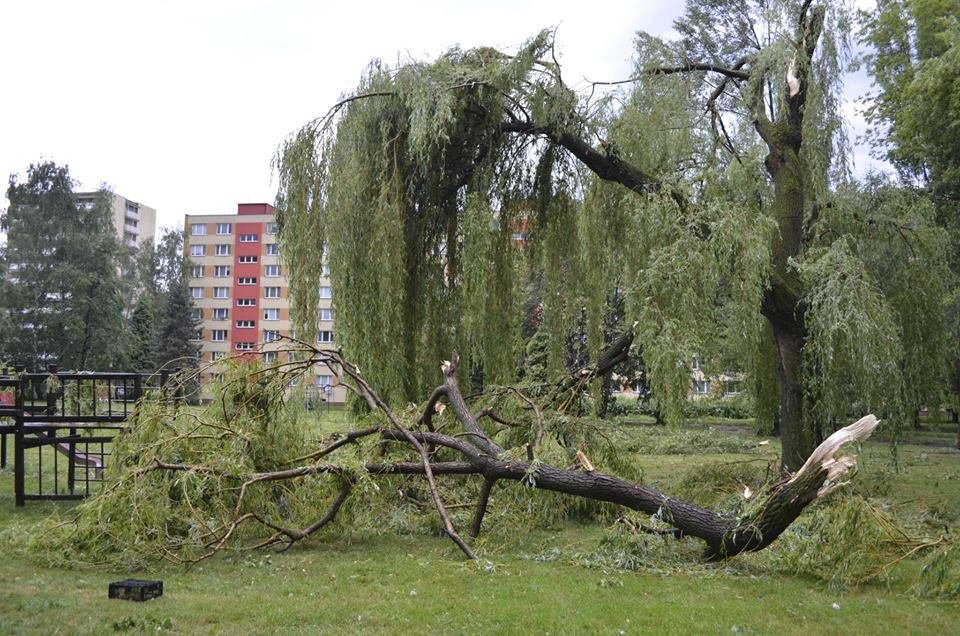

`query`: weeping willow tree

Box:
[277,0,955,471]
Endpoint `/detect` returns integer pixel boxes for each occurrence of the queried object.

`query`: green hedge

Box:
[609,395,754,420]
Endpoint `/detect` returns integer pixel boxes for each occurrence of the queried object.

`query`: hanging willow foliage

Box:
[273,28,766,420]
[275,2,956,458]
[275,33,565,405]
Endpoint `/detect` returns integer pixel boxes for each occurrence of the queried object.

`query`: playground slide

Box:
[24,419,104,480]
[52,440,103,479]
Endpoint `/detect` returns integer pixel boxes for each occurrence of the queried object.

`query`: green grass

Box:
[1,414,958,634]
[2,533,958,635]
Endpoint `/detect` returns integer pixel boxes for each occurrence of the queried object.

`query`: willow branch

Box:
[499,120,687,210]
[649,62,751,81]
[470,477,497,539]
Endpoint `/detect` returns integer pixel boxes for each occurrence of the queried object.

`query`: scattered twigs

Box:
[616,515,684,540]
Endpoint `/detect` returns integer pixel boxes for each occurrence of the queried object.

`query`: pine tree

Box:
[127,295,158,372]
[152,230,200,371]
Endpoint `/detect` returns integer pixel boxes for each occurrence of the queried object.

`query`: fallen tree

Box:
[45,337,881,567]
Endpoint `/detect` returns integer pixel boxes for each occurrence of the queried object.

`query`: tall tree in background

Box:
[277,0,954,470]
[126,294,158,372]
[861,0,960,203]
[1,162,124,369]
[119,228,199,374]
[861,0,960,423]
[152,228,200,371]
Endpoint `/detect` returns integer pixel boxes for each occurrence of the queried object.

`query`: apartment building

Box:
[76,192,156,248]
[184,203,344,403]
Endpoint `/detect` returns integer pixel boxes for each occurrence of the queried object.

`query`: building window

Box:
[239,255,258,264]
[319,286,332,299]
[212,308,228,320]
[321,264,331,277]
[724,380,742,396]
[319,308,334,321]
[191,308,203,321]
[266,243,279,255]
[238,277,257,285]
[263,308,279,321]
[214,287,229,299]
[264,287,281,299]
[215,244,231,256]
[265,264,281,277]
[266,222,279,235]
[211,351,225,361]
[192,328,203,341]
[263,330,280,342]
[190,244,205,257]
[317,330,334,343]
[190,265,204,278]
[214,265,231,277]
[263,351,278,363]
[237,298,256,307]
[692,380,710,395]
[189,287,203,299]
[316,375,333,387]
[216,223,232,235]
[211,329,228,342]
[236,320,255,329]
[235,342,254,351]
[239,233,258,243]
[190,223,207,236]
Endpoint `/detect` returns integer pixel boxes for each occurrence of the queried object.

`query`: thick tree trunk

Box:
[752,2,825,472]
[772,323,811,471]
[761,149,813,471]
[379,413,878,560]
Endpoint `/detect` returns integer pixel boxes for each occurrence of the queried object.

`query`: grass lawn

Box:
[1,411,958,634]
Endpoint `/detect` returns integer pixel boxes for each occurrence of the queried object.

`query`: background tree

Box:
[151,228,200,372]
[860,0,960,426]
[0,162,125,370]
[126,294,158,372]
[277,0,953,471]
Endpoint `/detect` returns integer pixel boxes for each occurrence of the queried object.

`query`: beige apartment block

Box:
[76,191,157,248]
[184,203,343,404]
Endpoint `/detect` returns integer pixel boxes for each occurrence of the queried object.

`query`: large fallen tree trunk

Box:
[143,341,879,564]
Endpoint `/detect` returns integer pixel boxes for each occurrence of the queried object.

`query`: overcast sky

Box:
[1,0,882,235]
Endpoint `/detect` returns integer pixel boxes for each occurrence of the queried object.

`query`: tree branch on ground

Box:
[120,342,879,564]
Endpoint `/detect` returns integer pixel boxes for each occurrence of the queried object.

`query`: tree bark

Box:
[751,4,825,471]
[771,325,812,470]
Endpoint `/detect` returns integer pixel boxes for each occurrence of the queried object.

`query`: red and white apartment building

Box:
[183,203,344,403]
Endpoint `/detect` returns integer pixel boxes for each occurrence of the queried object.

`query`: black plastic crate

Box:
[108,579,163,601]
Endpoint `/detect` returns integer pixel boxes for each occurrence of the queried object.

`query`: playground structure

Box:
[0,367,180,506]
